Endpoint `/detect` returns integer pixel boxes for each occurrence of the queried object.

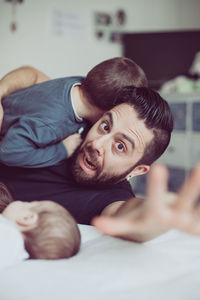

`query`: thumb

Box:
[92,216,131,236]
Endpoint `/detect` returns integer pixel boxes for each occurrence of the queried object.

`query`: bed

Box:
[0,224,200,300]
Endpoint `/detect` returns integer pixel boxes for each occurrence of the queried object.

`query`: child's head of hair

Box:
[22,201,81,259]
[81,57,148,110]
[0,183,81,260]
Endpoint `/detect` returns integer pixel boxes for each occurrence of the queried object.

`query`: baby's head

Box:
[0,185,81,259]
[82,57,148,111]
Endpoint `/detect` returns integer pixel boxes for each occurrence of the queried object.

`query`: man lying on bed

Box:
[0,69,199,243]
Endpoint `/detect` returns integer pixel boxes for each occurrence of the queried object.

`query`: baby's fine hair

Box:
[24,203,81,259]
[82,57,148,110]
[0,183,81,259]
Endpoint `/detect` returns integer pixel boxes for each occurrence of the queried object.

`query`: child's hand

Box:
[62,133,83,157]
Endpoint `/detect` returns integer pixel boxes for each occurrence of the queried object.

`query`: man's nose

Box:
[90,135,109,156]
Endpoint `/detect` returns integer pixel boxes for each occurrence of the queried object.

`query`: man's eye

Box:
[100,122,109,132]
[115,142,125,152]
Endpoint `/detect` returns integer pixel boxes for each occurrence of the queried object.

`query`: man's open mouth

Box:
[83,154,97,170]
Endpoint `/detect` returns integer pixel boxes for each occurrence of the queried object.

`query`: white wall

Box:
[0,0,200,78]
[126,0,200,32]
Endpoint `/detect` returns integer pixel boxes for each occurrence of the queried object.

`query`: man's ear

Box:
[126,165,150,180]
[16,211,38,232]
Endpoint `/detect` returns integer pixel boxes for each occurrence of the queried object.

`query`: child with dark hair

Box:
[0,183,81,269]
[0,57,148,168]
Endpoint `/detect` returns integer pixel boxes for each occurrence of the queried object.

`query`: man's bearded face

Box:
[69,103,153,187]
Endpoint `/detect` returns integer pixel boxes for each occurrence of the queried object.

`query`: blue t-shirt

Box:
[0,76,89,168]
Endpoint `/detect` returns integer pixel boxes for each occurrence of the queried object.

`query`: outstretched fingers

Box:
[176,164,200,212]
[173,164,200,235]
[93,164,200,240]
[146,164,169,215]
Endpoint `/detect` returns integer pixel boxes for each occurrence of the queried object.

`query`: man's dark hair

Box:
[81,57,148,110]
[114,86,174,166]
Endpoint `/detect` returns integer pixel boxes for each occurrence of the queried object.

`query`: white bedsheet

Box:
[0,225,200,300]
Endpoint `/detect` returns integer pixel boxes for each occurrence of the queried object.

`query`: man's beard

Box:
[69,142,134,187]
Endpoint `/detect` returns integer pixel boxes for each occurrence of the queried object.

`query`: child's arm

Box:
[0,119,69,168]
[0,66,50,131]
[0,66,50,100]
[62,133,83,157]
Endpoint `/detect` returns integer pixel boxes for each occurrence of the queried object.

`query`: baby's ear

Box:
[16,211,38,232]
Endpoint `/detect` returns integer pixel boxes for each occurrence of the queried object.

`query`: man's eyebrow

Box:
[121,133,135,149]
[104,112,113,127]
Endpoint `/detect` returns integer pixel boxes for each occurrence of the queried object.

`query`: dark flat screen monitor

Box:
[123,30,200,89]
